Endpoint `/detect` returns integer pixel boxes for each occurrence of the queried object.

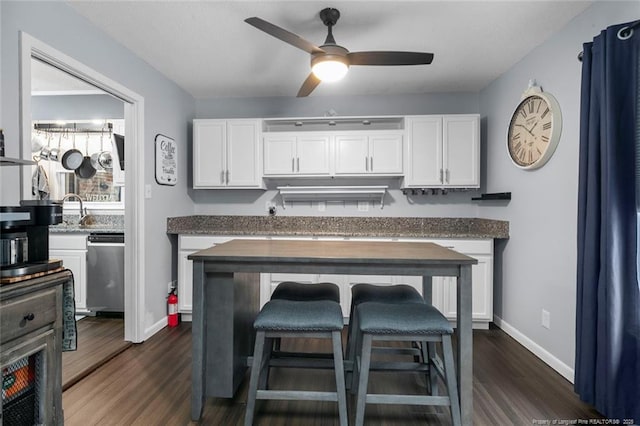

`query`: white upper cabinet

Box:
[263,132,331,176]
[193,119,263,188]
[405,114,480,188]
[334,131,403,176]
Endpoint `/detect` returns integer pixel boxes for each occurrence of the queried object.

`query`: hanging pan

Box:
[61,132,83,170]
[75,135,96,179]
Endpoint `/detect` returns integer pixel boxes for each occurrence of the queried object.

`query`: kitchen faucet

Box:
[62,193,92,226]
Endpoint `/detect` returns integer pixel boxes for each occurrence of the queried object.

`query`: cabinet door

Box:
[227,120,262,187]
[334,134,369,174]
[50,249,87,311]
[263,134,297,175]
[296,135,331,175]
[440,255,492,321]
[443,115,479,187]
[178,236,235,314]
[405,116,443,186]
[369,133,403,174]
[193,120,226,188]
[178,250,195,313]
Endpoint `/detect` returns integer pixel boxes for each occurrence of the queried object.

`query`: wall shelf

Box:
[277,185,388,209]
[0,156,36,166]
[471,192,511,201]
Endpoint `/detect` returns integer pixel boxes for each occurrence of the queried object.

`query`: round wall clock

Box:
[507,85,562,170]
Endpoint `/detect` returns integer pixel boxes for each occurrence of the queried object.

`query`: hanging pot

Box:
[90,152,104,171]
[75,155,96,179]
[39,145,51,161]
[97,151,113,170]
[49,134,62,162]
[61,133,83,170]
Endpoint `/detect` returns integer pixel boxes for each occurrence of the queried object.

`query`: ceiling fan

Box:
[245,8,434,97]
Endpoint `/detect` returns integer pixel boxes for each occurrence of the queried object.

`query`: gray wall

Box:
[194,92,483,217]
[32,94,124,121]
[1,1,196,336]
[479,1,639,373]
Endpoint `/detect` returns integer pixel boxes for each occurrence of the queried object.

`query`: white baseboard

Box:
[144,316,169,340]
[493,315,575,383]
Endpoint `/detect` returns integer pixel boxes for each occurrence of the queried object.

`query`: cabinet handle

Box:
[23,313,35,321]
[365,157,369,171]
[292,158,295,173]
[445,169,450,183]
[370,157,373,171]
[220,171,225,185]
[226,170,230,184]
[297,157,300,172]
[440,169,444,183]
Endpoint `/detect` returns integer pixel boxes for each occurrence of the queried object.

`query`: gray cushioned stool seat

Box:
[271,281,340,303]
[357,302,453,335]
[254,299,343,331]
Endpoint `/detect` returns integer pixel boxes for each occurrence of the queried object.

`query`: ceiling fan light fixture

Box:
[311,57,349,82]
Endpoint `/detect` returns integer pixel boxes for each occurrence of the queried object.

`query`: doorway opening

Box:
[19,32,146,343]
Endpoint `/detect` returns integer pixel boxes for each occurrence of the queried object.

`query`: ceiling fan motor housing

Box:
[311,44,349,68]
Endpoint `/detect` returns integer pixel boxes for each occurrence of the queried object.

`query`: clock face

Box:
[507,94,560,169]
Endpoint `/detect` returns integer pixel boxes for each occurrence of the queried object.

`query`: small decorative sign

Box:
[155,134,177,185]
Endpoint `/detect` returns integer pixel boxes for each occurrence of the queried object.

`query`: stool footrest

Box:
[272,350,333,359]
[371,346,422,356]
[369,361,431,372]
[366,394,452,407]
[257,390,339,402]
[268,357,337,369]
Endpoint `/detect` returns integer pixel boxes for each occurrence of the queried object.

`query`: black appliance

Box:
[0,200,63,277]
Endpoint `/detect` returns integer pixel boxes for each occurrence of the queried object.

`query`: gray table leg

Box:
[457,265,473,425]
[191,260,206,421]
[422,275,433,304]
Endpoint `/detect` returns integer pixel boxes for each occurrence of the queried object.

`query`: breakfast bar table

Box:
[189,239,477,425]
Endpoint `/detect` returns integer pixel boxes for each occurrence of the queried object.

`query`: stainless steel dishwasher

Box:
[87,233,124,316]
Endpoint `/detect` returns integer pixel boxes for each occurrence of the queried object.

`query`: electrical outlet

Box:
[168,281,174,293]
[317,201,326,212]
[541,309,551,329]
[357,201,369,212]
[266,201,276,216]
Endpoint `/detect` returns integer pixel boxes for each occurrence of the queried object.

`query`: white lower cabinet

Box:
[49,233,88,312]
[177,235,494,328]
[177,235,237,318]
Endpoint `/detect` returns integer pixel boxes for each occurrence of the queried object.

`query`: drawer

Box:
[0,288,58,343]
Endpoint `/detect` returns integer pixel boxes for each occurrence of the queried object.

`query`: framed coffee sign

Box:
[155,134,177,185]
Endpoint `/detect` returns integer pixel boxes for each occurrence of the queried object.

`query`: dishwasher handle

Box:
[88,233,124,244]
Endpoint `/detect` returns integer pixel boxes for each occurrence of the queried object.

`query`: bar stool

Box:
[352,301,461,426]
[244,299,348,426]
[345,284,427,388]
[270,281,341,353]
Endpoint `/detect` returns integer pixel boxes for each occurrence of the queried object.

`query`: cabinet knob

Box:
[23,313,35,321]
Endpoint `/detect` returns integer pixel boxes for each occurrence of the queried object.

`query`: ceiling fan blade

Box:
[297,73,321,97]
[347,51,434,66]
[245,17,324,54]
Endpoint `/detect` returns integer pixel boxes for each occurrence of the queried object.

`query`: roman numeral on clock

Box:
[542,122,551,130]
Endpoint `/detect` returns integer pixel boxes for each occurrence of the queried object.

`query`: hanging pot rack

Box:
[33,122,113,134]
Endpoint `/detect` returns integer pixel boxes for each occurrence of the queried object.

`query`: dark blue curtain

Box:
[576,20,640,421]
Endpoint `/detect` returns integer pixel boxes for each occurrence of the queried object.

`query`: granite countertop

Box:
[50,214,124,234]
[166,215,509,239]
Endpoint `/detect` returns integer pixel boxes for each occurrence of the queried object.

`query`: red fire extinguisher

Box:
[168,289,179,328]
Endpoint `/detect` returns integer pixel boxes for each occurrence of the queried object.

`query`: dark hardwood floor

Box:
[62,323,602,425]
[62,317,131,390]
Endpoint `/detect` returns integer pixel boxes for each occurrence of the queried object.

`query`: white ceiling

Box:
[60,1,592,99]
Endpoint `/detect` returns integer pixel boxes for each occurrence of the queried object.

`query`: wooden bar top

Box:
[189,239,477,265]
